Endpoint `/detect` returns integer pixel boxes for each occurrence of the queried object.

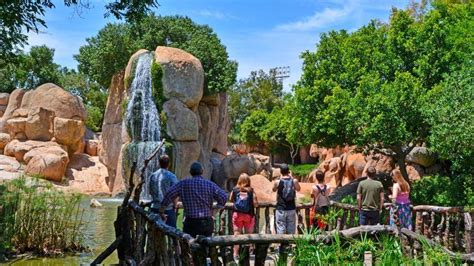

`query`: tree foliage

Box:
[0,0,159,65]
[293,1,473,181]
[229,69,284,142]
[0,45,62,92]
[75,15,237,95]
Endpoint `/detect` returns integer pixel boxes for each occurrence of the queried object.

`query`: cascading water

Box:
[124,52,162,201]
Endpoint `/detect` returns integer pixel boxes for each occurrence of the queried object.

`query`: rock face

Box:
[24,145,69,182]
[0,155,20,172]
[86,139,99,156]
[25,107,55,141]
[155,46,204,108]
[53,117,85,153]
[20,83,87,121]
[163,99,199,141]
[0,93,9,117]
[406,147,437,167]
[172,141,201,179]
[0,89,26,133]
[64,154,110,195]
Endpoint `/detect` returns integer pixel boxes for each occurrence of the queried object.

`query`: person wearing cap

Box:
[149,155,178,228]
[160,162,228,237]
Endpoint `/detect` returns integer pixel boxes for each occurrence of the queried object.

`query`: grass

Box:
[289,164,318,180]
[0,177,86,259]
[294,230,458,265]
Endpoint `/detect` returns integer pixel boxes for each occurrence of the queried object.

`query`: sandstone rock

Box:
[4,139,64,162]
[0,105,6,117]
[53,117,85,152]
[172,141,201,179]
[249,174,275,203]
[0,89,26,133]
[406,163,424,181]
[163,99,199,141]
[20,83,87,121]
[0,93,9,106]
[363,153,395,176]
[12,108,29,118]
[100,123,123,189]
[23,145,68,164]
[25,150,69,182]
[86,139,99,156]
[84,128,98,140]
[0,155,20,172]
[0,133,10,150]
[6,117,27,140]
[341,152,366,186]
[155,46,204,108]
[65,154,110,195]
[25,107,55,141]
[212,92,230,155]
[406,147,437,167]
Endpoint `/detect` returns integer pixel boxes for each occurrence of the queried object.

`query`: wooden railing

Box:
[92,199,474,265]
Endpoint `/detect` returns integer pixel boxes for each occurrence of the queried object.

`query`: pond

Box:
[9,197,121,265]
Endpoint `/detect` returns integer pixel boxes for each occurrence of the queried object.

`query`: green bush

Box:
[411,174,474,207]
[289,164,318,180]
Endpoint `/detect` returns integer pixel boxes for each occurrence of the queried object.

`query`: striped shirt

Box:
[161,176,227,219]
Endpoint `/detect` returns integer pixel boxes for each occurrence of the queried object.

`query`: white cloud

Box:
[194,9,237,20]
[276,5,353,31]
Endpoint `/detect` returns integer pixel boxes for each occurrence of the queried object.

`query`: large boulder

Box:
[85,139,99,156]
[163,99,199,141]
[64,154,110,195]
[249,174,275,203]
[4,140,65,162]
[53,117,85,153]
[0,93,9,106]
[0,155,20,172]
[0,133,11,150]
[0,105,6,117]
[155,46,204,108]
[24,107,55,141]
[0,89,26,133]
[23,145,68,164]
[6,117,27,140]
[363,153,395,176]
[406,147,437,167]
[172,141,201,179]
[20,83,87,121]
[24,153,69,182]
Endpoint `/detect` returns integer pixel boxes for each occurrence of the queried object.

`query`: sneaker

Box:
[233,255,239,263]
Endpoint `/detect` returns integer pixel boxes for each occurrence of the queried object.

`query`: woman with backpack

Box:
[311,169,331,230]
[389,169,413,230]
[229,173,258,261]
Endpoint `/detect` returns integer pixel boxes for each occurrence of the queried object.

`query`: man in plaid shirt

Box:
[160,161,227,237]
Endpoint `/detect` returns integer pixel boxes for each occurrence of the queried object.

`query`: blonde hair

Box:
[236,173,251,190]
[392,169,410,192]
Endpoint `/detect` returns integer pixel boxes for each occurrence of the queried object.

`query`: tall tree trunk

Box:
[391,144,413,184]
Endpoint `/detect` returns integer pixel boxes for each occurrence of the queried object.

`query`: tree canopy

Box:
[75,15,237,95]
[291,1,473,180]
[0,0,159,65]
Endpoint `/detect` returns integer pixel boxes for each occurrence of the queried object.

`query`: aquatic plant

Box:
[0,177,86,257]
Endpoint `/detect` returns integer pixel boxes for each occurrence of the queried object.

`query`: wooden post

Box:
[363,251,372,266]
[254,207,260,233]
[254,244,269,266]
[455,212,462,250]
[341,210,348,230]
[349,210,356,228]
[227,209,234,235]
[305,208,311,230]
[443,214,450,248]
[465,211,473,253]
[209,246,221,266]
[415,211,422,234]
[265,207,271,234]
[191,244,207,266]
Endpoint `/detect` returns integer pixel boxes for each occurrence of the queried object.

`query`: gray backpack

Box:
[316,185,330,207]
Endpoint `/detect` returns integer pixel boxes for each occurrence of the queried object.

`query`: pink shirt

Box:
[396,192,410,204]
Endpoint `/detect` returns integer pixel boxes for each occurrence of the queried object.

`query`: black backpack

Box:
[279,178,296,202]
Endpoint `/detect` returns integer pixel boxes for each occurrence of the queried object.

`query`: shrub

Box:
[0,177,86,257]
[289,164,318,180]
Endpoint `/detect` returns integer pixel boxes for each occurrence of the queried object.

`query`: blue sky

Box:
[27,0,409,90]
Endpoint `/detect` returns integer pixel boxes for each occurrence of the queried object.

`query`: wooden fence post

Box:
[363,251,372,266]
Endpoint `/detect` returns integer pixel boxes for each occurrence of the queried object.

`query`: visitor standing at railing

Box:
[149,155,179,228]
[311,169,331,230]
[357,166,384,225]
[229,173,259,262]
[389,169,413,230]
[160,162,227,237]
[273,163,301,255]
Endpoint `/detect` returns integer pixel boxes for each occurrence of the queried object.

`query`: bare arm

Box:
[293,179,301,192]
[272,180,279,192]
[357,193,362,210]
[390,183,399,200]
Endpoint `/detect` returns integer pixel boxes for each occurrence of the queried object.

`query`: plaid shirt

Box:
[161,176,227,219]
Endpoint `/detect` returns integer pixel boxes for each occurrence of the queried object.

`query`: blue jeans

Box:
[164,209,177,228]
[359,210,380,225]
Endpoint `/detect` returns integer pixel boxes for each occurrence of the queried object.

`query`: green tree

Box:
[228,69,285,142]
[75,15,237,95]
[293,1,473,182]
[0,0,159,65]
[0,45,62,92]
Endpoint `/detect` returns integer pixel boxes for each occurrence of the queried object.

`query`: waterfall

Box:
[124,52,162,201]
